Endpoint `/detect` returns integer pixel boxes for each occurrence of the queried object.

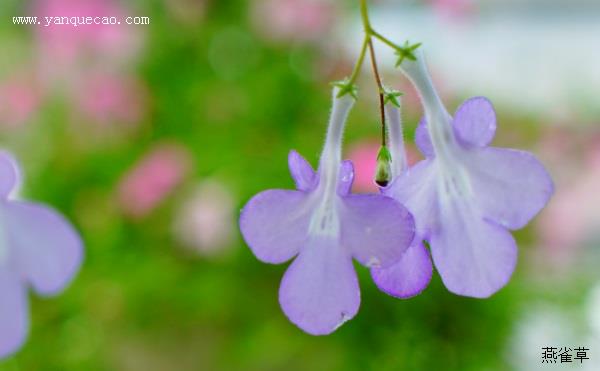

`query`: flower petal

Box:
[288,150,316,191]
[340,194,414,269]
[429,198,517,298]
[385,159,438,239]
[0,152,20,199]
[371,242,432,298]
[415,117,435,158]
[337,160,354,196]
[279,236,359,335]
[5,202,83,296]
[453,97,496,148]
[240,190,311,264]
[0,268,29,358]
[465,147,554,230]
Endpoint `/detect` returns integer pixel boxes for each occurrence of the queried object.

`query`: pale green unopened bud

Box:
[374,145,392,187]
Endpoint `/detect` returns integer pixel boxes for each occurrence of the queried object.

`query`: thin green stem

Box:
[359,0,387,147]
[371,30,401,51]
[360,0,371,31]
[347,36,369,86]
[367,38,386,146]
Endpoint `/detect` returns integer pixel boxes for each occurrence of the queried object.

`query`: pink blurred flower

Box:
[173,180,236,257]
[75,73,146,128]
[118,143,193,218]
[28,0,147,135]
[251,0,337,43]
[537,140,600,264]
[34,0,142,86]
[429,0,476,20]
[0,78,41,130]
[347,139,420,193]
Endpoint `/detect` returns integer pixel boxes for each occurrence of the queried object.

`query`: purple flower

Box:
[371,100,433,299]
[385,53,554,298]
[239,89,415,335]
[0,152,83,358]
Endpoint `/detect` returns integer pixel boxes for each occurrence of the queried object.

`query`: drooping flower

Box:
[239,88,415,334]
[386,52,554,298]
[0,151,83,358]
[371,99,433,298]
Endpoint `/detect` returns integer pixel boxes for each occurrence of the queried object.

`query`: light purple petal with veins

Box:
[452,97,496,148]
[0,268,28,358]
[0,152,20,198]
[279,236,359,335]
[240,190,309,264]
[6,201,83,296]
[415,118,434,158]
[394,51,553,298]
[288,150,316,192]
[337,160,354,196]
[415,97,496,156]
[429,197,517,298]
[371,242,432,298]
[371,100,432,299]
[240,88,416,334]
[341,194,414,269]
[465,147,554,230]
[384,159,438,239]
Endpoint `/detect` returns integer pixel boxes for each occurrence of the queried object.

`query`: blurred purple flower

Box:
[251,0,337,43]
[386,53,554,298]
[240,89,415,335]
[173,180,236,257]
[0,151,83,358]
[118,143,192,219]
[371,101,433,299]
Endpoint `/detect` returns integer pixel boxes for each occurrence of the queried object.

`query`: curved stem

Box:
[360,0,371,31]
[371,30,401,51]
[360,0,386,146]
[367,38,386,146]
[347,36,369,86]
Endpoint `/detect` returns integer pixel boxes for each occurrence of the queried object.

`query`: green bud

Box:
[374,146,392,187]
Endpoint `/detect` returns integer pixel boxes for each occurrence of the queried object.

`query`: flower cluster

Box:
[239,51,553,334]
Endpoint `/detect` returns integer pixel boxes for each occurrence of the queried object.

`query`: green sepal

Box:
[331,78,358,100]
[382,87,403,108]
[394,41,422,67]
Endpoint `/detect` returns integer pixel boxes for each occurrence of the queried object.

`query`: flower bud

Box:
[374,145,392,187]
